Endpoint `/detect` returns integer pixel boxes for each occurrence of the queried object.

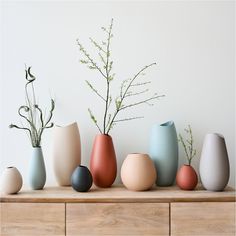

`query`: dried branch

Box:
[178,125,197,165]
[9,66,55,147]
[77,19,164,135]
[85,80,106,101]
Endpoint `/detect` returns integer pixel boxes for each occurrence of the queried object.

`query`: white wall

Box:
[0,1,235,187]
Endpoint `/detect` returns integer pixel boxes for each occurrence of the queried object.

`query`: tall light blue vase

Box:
[149,121,178,186]
[29,147,46,190]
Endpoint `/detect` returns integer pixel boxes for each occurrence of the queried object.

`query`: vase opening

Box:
[79,165,87,168]
[7,166,14,169]
[212,133,224,138]
[55,122,77,128]
[160,121,174,127]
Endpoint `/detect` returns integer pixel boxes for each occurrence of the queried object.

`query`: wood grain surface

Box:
[0,185,235,203]
[0,203,65,236]
[66,203,169,235]
[171,202,236,236]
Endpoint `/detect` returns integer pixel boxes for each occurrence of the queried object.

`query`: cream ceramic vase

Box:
[53,122,81,186]
[121,153,157,191]
[1,167,23,194]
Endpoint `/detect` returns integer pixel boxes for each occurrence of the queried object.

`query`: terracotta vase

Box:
[1,167,23,194]
[90,134,117,188]
[176,165,198,190]
[53,122,81,186]
[121,153,157,191]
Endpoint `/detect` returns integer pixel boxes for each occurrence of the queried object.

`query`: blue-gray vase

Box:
[29,147,46,190]
[149,121,178,186]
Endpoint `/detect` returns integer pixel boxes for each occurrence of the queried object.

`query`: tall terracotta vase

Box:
[53,122,81,186]
[200,133,230,191]
[90,134,117,188]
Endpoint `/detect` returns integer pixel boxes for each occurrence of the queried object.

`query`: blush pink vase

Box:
[121,153,157,191]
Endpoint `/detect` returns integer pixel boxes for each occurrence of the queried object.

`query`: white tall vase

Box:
[200,133,230,191]
[53,122,81,186]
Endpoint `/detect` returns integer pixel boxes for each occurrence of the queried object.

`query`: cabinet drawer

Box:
[171,202,235,236]
[66,203,169,235]
[1,203,65,236]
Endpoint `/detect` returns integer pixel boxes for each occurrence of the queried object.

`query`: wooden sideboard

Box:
[0,185,235,236]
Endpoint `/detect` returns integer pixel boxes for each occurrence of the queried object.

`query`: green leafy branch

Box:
[9,66,55,147]
[77,19,164,135]
[178,125,197,166]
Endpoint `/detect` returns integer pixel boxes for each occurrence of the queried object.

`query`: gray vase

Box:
[200,133,230,191]
[29,147,46,190]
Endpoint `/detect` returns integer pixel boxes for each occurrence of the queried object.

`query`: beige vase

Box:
[1,167,23,194]
[121,153,157,191]
[53,122,81,186]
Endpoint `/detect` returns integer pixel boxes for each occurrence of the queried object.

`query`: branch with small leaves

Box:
[178,125,197,166]
[9,66,55,147]
[77,19,164,135]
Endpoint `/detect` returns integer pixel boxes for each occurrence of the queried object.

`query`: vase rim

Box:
[152,120,174,127]
[128,153,149,156]
[96,133,112,138]
[78,165,87,168]
[55,122,78,128]
[160,120,174,127]
[7,166,14,169]
[205,133,224,139]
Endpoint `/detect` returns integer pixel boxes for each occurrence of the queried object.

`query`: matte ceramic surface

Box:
[176,165,198,190]
[90,134,117,188]
[121,153,157,191]
[29,147,46,190]
[71,165,93,192]
[149,121,178,186]
[1,167,23,194]
[200,133,230,191]
[53,122,81,186]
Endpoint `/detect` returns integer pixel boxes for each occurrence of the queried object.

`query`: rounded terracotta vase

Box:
[53,122,81,186]
[176,165,198,190]
[90,134,117,188]
[121,153,157,191]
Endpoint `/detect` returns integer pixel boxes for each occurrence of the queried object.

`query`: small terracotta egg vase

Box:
[177,125,198,191]
[176,164,198,190]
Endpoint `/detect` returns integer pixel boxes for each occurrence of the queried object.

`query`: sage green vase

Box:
[149,121,178,186]
[29,147,46,190]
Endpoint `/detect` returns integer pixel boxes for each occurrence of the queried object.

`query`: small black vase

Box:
[71,165,93,192]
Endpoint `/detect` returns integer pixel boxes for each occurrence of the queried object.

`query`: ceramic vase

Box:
[53,122,81,186]
[200,133,230,191]
[121,153,157,191]
[1,167,23,194]
[71,165,93,192]
[176,165,198,190]
[90,134,117,188]
[149,121,178,186]
[29,147,46,190]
